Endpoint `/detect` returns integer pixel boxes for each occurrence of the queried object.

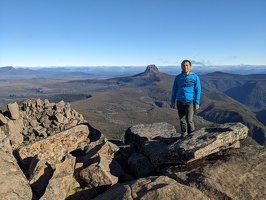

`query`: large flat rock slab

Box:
[129,122,248,166]
[16,124,89,167]
[165,122,248,164]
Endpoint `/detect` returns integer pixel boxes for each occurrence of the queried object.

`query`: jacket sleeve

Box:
[194,75,201,106]
[171,76,178,104]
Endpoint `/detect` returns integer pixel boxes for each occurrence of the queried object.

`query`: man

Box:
[170,60,201,136]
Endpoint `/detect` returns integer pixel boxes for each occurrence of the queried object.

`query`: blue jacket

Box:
[171,72,201,106]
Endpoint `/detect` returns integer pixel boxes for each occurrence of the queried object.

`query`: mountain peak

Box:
[0,66,16,72]
[140,64,163,77]
[133,64,169,80]
[144,64,159,74]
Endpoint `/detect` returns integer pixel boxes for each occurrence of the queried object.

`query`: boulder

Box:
[84,140,120,160]
[2,118,24,149]
[141,139,169,167]
[0,129,32,200]
[128,152,155,178]
[75,138,119,171]
[124,122,178,151]
[0,113,7,125]
[40,154,76,200]
[80,153,123,187]
[28,159,53,198]
[7,102,20,120]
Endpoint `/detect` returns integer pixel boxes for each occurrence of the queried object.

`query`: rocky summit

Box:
[0,98,265,200]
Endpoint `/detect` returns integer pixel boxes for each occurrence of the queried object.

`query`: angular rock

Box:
[72,139,119,188]
[33,125,47,137]
[16,124,90,168]
[80,153,123,187]
[0,113,7,125]
[55,100,66,112]
[30,119,39,127]
[0,129,32,200]
[124,122,178,151]
[142,140,169,167]
[44,99,55,108]
[29,159,54,198]
[40,154,76,200]
[2,118,24,149]
[85,140,120,160]
[7,102,20,120]
[75,138,118,171]
[128,152,155,178]
[55,112,69,124]
[93,176,209,200]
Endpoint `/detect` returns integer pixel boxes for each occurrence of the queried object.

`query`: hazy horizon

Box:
[1,64,266,76]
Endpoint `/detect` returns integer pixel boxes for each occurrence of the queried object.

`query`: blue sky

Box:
[0,0,266,67]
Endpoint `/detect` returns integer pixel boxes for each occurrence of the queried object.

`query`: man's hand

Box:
[170,103,175,109]
[195,105,200,110]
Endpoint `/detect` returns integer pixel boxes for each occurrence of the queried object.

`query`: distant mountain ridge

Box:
[0,66,93,79]
[2,65,266,77]
[0,66,16,72]
[200,72,266,111]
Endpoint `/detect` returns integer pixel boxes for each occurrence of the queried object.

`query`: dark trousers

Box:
[176,100,195,135]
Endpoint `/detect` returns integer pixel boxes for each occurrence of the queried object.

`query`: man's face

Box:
[181,62,191,75]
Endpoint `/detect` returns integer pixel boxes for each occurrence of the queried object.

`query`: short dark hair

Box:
[181,60,191,66]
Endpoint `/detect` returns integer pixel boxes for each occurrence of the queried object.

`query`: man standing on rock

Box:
[170,60,201,136]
